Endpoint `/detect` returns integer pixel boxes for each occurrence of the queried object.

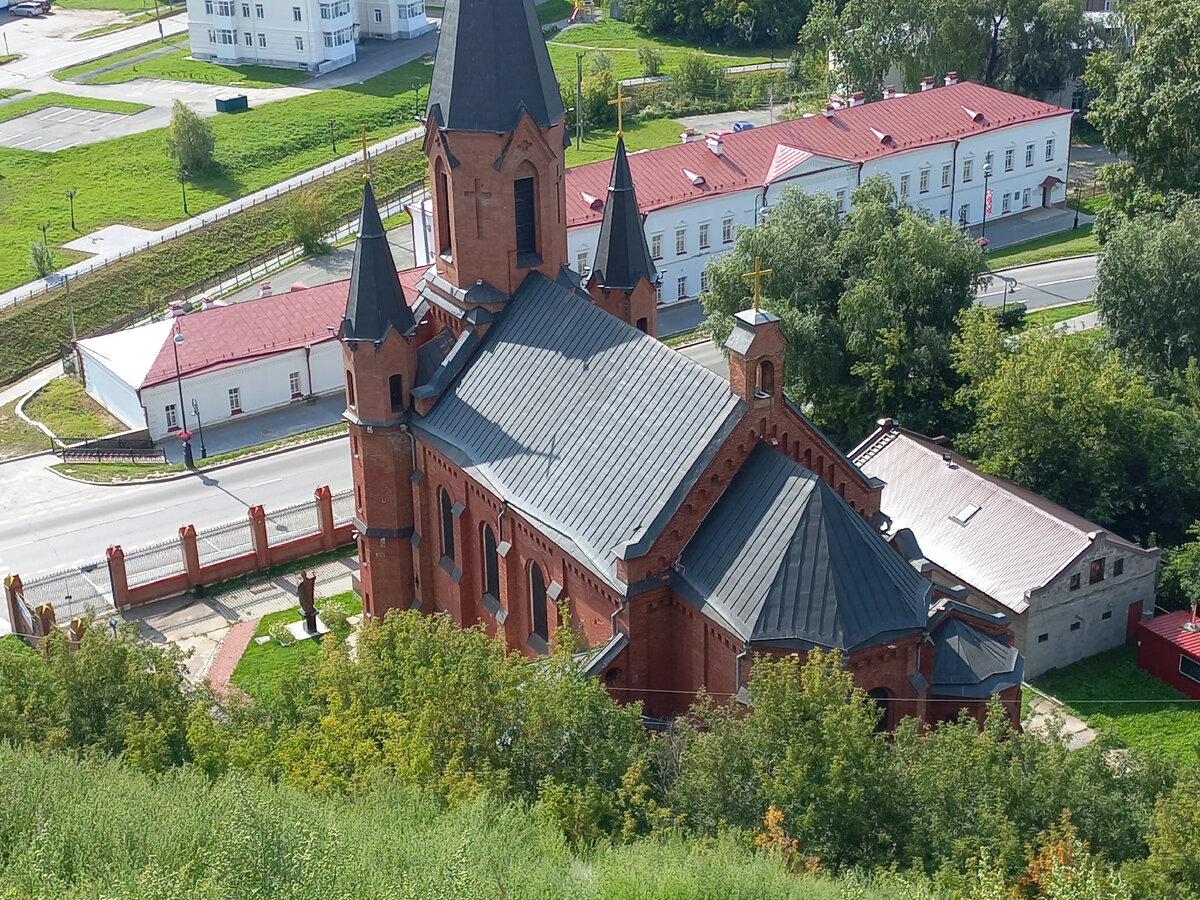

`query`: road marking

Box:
[4,540,35,550]
[249,477,283,487]
[1035,275,1094,288]
[127,506,166,519]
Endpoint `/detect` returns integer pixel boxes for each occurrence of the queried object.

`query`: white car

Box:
[10,1,46,14]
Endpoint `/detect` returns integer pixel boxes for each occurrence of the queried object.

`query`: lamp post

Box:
[328,117,337,154]
[37,221,50,246]
[171,328,195,470]
[980,162,993,242]
[191,398,207,459]
[1073,181,1081,230]
[177,168,189,216]
[65,188,77,231]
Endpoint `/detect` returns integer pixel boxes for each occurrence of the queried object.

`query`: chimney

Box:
[200,296,215,310]
[821,103,835,118]
[883,84,896,100]
[828,95,845,109]
[258,280,273,298]
[945,71,958,86]
[850,91,865,107]
[679,127,699,144]
[921,76,934,92]
[705,132,724,156]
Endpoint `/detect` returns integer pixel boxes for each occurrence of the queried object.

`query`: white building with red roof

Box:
[411,79,1073,309]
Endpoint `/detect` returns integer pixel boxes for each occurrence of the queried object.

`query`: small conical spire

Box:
[342,180,415,341]
[591,136,656,291]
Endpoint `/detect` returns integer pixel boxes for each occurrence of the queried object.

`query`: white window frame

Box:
[374,7,383,21]
[258,33,266,46]
[165,404,178,431]
[919,168,930,193]
[243,31,252,45]
[698,222,709,248]
[1025,143,1035,167]
[1004,147,1014,172]
[700,269,709,292]
[650,233,662,259]
[675,227,686,255]
[289,371,302,397]
[1045,138,1055,161]
[241,2,249,15]
[722,216,733,243]
[962,157,973,183]
[215,28,235,44]
[323,26,353,46]
[215,0,234,15]
[255,2,263,16]
[295,35,304,50]
[293,5,302,21]
[899,173,909,196]
[1002,193,1011,214]
[676,275,687,300]
[654,282,663,304]
[576,250,588,274]
[228,387,242,414]
[835,189,846,211]
[204,0,213,12]
[941,163,952,189]
[1022,187,1031,208]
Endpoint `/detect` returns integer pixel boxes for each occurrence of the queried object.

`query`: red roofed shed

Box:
[1138,610,1200,699]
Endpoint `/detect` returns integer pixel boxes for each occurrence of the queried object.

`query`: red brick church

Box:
[340,0,1023,726]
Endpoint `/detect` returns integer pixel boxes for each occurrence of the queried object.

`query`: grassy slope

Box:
[0,59,430,294]
[564,115,685,166]
[85,49,313,87]
[231,590,361,701]
[986,224,1098,268]
[1024,300,1096,327]
[0,398,48,460]
[1033,645,1200,759]
[0,92,147,124]
[22,377,124,438]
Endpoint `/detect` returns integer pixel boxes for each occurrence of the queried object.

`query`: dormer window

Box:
[581,191,604,211]
[683,168,705,186]
[950,502,980,525]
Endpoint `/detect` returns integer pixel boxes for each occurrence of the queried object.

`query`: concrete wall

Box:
[141,340,341,441]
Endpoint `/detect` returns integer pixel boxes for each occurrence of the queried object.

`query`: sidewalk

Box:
[1023,692,1096,750]
[158,393,346,463]
[124,553,358,683]
[969,206,1095,250]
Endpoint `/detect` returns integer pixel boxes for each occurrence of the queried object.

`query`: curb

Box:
[48,430,349,487]
[991,252,1098,274]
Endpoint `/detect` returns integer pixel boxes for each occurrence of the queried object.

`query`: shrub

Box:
[670,52,725,103]
[318,602,349,631]
[285,188,334,255]
[993,300,1027,331]
[28,241,56,277]
[269,621,295,646]
[166,99,216,174]
[589,50,614,75]
[637,45,664,77]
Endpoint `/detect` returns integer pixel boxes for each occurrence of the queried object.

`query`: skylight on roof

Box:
[951,503,981,526]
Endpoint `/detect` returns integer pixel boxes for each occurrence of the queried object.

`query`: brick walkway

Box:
[206,618,259,694]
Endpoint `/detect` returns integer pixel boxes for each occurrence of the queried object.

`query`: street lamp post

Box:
[191,398,207,459]
[328,117,337,154]
[65,188,77,231]
[177,169,189,216]
[1073,182,1081,230]
[171,328,195,470]
[37,221,50,246]
[980,162,994,242]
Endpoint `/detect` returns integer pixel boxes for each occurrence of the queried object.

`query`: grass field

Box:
[0,89,26,101]
[536,0,572,23]
[0,92,148,124]
[0,398,47,461]
[564,115,686,166]
[55,0,183,10]
[231,590,361,701]
[1024,300,1096,327]
[0,55,19,66]
[22,377,124,439]
[54,33,188,81]
[986,223,1099,268]
[1032,645,1200,760]
[84,48,313,87]
[0,59,430,294]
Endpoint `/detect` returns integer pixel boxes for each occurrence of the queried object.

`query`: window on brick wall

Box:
[482,524,499,603]
[439,488,455,563]
[1090,557,1106,584]
[1114,558,1124,576]
[530,561,548,643]
[1069,572,1081,590]
[389,374,404,412]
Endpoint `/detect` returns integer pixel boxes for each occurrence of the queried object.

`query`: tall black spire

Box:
[426,0,565,133]
[591,136,656,290]
[342,180,415,341]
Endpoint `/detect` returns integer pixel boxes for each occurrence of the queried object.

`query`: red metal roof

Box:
[565,82,1071,227]
[1142,610,1200,657]
[140,270,428,389]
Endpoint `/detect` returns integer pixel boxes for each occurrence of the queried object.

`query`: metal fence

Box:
[195,519,253,568]
[266,498,322,547]
[19,563,111,623]
[1,125,427,312]
[124,536,186,589]
[332,490,354,525]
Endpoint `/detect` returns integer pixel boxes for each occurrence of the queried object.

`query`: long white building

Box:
[410,79,1074,308]
[187,0,432,73]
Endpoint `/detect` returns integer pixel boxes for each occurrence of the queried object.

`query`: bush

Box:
[28,241,56,277]
[269,621,295,646]
[589,50,614,75]
[638,45,664,77]
[318,602,349,631]
[993,300,1027,331]
[670,52,725,103]
[285,188,335,255]
[165,98,216,174]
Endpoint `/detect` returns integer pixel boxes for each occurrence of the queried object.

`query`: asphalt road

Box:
[977,254,1097,310]
[0,438,352,582]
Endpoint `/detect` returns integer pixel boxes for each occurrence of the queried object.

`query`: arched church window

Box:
[867,687,892,732]
[482,524,499,602]
[345,370,356,407]
[530,561,548,642]
[389,374,404,412]
[756,359,775,397]
[440,488,455,563]
[435,163,452,258]
[514,174,537,259]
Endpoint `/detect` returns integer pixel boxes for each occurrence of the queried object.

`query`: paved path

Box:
[204,617,257,693]
[1024,692,1097,749]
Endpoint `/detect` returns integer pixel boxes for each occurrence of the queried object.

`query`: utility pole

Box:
[64,274,76,342]
[576,52,583,150]
[768,86,774,124]
[152,0,164,42]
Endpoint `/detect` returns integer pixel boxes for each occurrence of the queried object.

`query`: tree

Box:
[285,188,335,256]
[982,0,1092,99]
[1122,768,1200,900]
[702,177,985,445]
[165,98,216,175]
[28,241,56,277]
[801,0,905,98]
[1156,524,1200,612]
[588,50,614,76]
[670,51,725,103]
[637,45,664,76]
[1086,0,1200,210]
[953,319,1200,545]
[1095,204,1200,381]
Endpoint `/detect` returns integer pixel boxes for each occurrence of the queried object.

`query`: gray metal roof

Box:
[414,271,743,586]
[592,136,657,291]
[427,0,566,134]
[852,425,1157,615]
[677,443,931,650]
[930,615,1023,698]
[342,181,416,341]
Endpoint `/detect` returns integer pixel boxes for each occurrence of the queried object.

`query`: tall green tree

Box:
[165,98,217,175]
[1086,0,1200,212]
[1095,202,1200,379]
[702,177,985,446]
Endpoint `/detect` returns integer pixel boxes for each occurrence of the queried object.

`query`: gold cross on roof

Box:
[608,83,633,138]
[349,125,372,180]
[743,256,773,312]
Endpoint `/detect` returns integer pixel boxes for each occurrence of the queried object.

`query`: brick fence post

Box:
[4,574,24,641]
[249,505,270,570]
[315,485,335,551]
[69,616,86,651]
[34,603,56,637]
[180,524,201,587]
[107,545,130,608]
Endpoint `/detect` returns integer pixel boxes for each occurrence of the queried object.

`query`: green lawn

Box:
[1032,646,1200,760]
[0,398,49,461]
[0,55,19,66]
[986,223,1098,268]
[54,33,188,82]
[536,0,573,24]
[554,18,781,59]
[1069,193,1110,216]
[56,0,183,10]
[0,59,431,293]
[85,48,313,88]
[0,89,25,100]
[0,92,148,125]
[1024,300,1096,328]
[565,115,686,166]
[23,377,124,439]
[231,590,361,701]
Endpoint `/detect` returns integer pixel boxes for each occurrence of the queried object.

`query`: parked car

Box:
[10,1,45,14]
[733,121,755,132]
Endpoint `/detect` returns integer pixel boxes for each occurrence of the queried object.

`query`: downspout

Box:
[735,643,750,702]
[303,345,313,398]
[497,499,509,544]
[949,139,959,223]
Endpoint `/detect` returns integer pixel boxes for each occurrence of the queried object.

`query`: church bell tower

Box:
[341,179,419,621]
[423,0,570,296]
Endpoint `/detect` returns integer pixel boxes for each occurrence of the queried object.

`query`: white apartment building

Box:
[187,0,431,73]
[409,79,1073,308]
